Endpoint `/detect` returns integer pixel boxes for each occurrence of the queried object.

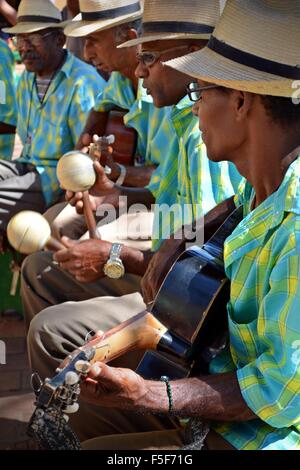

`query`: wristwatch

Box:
[103,243,125,279]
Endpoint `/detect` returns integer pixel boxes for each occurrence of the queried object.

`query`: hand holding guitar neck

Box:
[7,211,64,254]
[88,133,115,177]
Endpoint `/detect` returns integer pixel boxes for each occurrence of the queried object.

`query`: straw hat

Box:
[165,0,300,97]
[3,0,68,34]
[119,0,220,48]
[64,0,143,38]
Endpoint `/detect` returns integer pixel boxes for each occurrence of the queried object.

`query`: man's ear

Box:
[188,40,208,53]
[233,90,254,122]
[127,28,138,41]
[57,32,66,48]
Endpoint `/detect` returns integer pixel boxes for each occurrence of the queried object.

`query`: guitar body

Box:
[105,110,137,166]
[137,206,243,379]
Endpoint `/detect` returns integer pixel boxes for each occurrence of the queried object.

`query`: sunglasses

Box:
[15,31,55,49]
[187,82,221,102]
[136,45,189,67]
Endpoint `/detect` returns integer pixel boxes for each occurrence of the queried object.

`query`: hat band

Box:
[208,35,300,80]
[142,21,214,35]
[81,2,140,21]
[18,15,61,24]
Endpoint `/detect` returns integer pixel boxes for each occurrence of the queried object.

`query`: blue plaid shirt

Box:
[210,156,300,449]
[16,51,105,206]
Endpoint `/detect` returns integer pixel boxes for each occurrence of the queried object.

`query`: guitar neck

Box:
[81,310,168,365]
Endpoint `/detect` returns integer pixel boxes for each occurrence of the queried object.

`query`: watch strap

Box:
[109,243,123,261]
[115,163,126,186]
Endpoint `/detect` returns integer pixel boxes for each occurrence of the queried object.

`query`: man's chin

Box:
[152,96,174,108]
[23,63,39,73]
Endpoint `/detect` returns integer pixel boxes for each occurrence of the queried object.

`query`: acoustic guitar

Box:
[27,206,243,450]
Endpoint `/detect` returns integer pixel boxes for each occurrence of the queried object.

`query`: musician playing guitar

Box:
[64,1,300,451]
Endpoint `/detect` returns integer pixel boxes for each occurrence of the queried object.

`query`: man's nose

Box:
[135,61,149,79]
[84,40,95,61]
[21,40,34,53]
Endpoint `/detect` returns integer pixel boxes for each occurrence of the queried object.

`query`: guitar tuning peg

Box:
[75,360,90,374]
[64,403,79,414]
[105,134,115,145]
[85,329,96,342]
[30,372,43,394]
[65,371,80,385]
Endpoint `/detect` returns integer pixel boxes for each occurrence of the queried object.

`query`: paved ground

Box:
[0,112,37,448]
[0,313,37,450]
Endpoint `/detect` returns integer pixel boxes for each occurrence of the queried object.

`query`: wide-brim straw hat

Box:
[119,0,220,48]
[64,0,143,38]
[3,0,68,34]
[165,0,300,97]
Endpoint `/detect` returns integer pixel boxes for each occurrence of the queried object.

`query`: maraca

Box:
[7,211,64,254]
[56,135,115,239]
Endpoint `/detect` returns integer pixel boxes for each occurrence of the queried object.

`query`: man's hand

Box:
[65,161,121,215]
[81,361,148,410]
[53,237,112,282]
[90,134,122,182]
[141,237,185,305]
[75,132,92,152]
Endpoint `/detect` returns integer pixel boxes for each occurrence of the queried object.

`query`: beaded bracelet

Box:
[160,375,173,413]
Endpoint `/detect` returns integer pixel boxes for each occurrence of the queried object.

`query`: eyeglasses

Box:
[15,31,55,49]
[187,82,221,102]
[136,45,189,67]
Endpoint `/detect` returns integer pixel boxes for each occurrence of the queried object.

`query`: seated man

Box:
[74,0,300,450]
[24,0,242,445]
[44,0,166,245]
[0,0,105,251]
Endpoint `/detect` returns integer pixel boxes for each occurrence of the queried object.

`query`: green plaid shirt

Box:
[16,51,105,206]
[210,155,300,450]
[94,71,170,166]
[0,39,17,160]
[150,95,242,250]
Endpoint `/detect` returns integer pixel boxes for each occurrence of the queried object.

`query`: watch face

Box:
[104,262,125,279]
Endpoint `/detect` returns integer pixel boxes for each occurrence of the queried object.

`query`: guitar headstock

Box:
[27,347,96,449]
[32,347,95,413]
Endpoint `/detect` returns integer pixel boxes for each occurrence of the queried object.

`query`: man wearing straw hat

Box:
[66,0,300,450]
[24,0,245,450]
[0,0,104,252]
[42,0,163,243]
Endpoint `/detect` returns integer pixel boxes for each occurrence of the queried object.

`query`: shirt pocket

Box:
[227,301,260,367]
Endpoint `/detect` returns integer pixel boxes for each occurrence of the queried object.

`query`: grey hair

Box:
[114,18,142,43]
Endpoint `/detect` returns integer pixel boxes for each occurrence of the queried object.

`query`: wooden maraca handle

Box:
[46,236,65,252]
[83,191,97,239]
